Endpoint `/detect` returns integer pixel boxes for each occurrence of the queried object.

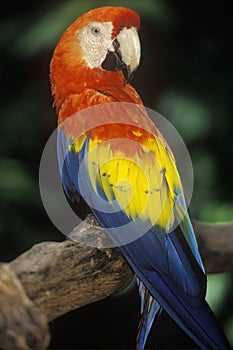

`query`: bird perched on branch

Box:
[50,6,229,349]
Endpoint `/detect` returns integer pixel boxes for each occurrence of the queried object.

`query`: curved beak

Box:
[117,27,141,81]
[101,27,141,82]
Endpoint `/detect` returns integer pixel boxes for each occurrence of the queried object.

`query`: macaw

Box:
[50,6,229,349]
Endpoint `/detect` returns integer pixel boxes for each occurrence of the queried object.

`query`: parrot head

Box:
[50,6,141,110]
[78,6,141,81]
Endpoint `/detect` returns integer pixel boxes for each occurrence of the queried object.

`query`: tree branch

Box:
[0,215,232,349]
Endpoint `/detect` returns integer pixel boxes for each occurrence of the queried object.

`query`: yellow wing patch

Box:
[81,134,182,232]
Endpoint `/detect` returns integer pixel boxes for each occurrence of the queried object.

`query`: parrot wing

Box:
[57,101,229,350]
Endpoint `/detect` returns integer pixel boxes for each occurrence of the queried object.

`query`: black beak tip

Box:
[122,66,130,83]
[123,66,136,83]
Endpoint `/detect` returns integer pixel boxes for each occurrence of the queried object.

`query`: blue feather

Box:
[58,128,229,350]
[119,230,228,349]
[136,280,162,350]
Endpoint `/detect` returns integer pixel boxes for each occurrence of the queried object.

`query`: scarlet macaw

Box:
[50,6,229,349]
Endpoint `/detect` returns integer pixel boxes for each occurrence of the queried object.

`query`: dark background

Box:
[0,0,232,348]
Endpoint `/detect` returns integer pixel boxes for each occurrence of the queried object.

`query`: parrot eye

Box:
[90,26,101,36]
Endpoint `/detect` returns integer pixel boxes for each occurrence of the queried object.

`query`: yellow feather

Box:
[73,132,182,232]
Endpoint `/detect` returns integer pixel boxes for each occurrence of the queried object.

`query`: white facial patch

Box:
[79,22,114,69]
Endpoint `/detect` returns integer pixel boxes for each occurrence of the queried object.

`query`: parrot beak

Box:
[101,27,141,82]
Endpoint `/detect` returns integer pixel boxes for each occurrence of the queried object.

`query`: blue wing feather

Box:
[121,232,228,349]
[57,128,80,200]
[58,128,229,350]
[136,280,162,350]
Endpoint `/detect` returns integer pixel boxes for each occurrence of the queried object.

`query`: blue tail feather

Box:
[119,231,229,349]
[136,280,162,350]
